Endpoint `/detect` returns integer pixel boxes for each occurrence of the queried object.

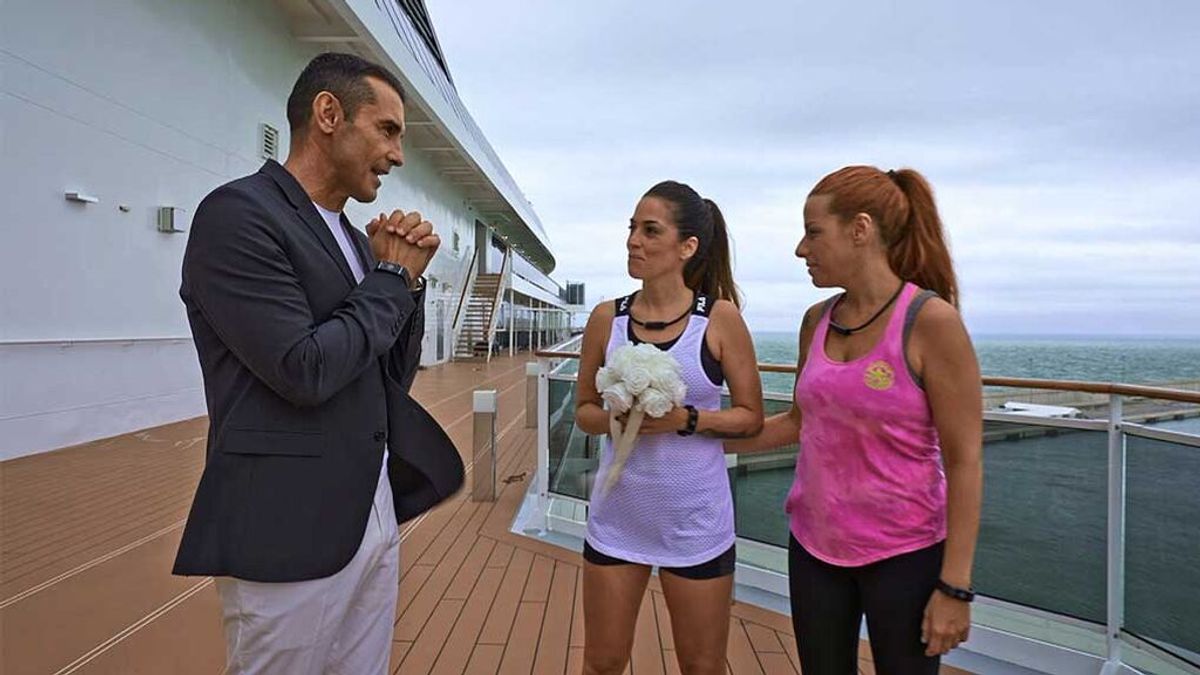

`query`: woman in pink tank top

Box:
[731,166,983,674]
[574,181,763,675]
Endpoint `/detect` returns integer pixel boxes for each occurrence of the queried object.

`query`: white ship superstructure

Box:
[0,0,576,459]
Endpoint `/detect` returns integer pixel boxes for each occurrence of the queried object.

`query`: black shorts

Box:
[583,540,736,580]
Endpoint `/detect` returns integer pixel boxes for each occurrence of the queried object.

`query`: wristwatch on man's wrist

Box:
[375,261,411,288]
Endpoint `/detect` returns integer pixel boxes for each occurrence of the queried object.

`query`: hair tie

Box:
[886,169,898,181]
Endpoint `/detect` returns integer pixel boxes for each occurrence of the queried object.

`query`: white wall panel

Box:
[1,0,487,457]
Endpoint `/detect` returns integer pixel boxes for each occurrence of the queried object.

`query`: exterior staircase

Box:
[453,273,503,360]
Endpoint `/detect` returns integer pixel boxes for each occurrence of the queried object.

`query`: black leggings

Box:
[789,535,943,675]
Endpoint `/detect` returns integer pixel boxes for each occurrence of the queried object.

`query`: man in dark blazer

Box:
[174,52,463,674]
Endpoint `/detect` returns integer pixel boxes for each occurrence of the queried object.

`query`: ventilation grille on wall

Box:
[259,123,279,160]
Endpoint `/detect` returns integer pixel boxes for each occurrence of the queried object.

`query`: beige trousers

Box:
[215,465,400,675]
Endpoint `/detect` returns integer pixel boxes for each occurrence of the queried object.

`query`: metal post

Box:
[535,359,550,507]
[1101,394,1126,674]
[525,361,540,428]
[508,289,515,357]
[471,389,497,502]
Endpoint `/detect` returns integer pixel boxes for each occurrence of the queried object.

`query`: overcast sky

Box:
[427,0,1200,336]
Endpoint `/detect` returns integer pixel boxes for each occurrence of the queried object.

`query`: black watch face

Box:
[378,262,408,280]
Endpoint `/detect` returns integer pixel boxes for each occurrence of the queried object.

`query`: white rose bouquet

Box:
[594,343,687,493]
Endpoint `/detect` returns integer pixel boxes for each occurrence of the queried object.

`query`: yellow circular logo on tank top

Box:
[864,360,895,391]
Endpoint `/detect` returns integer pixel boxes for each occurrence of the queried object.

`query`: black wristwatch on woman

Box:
[935,579,975,602]
[677,405,699,436]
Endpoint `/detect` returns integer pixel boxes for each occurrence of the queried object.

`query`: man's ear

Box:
[312,91,344,135]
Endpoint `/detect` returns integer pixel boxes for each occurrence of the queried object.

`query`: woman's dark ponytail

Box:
[693,198,740,308]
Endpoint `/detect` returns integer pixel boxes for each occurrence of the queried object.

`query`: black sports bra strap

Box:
[614,294,634,317]
[618,292,710,318]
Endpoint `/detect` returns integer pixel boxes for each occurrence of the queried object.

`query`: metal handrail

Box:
[982,377,1200,403]
[0,336,193,346]
[532,350,1200,670]
[483,249,513,363]
[533,350,1200,405]
[450,246,480,341]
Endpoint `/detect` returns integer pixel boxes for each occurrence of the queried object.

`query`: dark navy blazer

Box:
[173,160,463,582]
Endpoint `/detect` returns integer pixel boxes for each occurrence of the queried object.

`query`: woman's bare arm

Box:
[724,302,821,453]
[914,298,983,590]
[574,301,615,435]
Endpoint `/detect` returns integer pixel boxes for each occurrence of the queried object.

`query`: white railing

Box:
[450,246,480,347]
[483,248,513,363]
[0,336,193,346]
[528,355,1200,675]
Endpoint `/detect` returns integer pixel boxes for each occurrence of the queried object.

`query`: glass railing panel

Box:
[730,449,793,547]
[535,359,1200,671]
[546,376,595,501]
[544,380,803,538]
[1125,430,1200,658]
[728,396,795,548]
[975,419,1108,623]
[540,340,581,375]
[760,371,795,400]
[982,386,1110,416]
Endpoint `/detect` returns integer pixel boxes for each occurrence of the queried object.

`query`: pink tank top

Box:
[785,283,946,566]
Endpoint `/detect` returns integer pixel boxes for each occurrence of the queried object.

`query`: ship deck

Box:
[0,353,970,674]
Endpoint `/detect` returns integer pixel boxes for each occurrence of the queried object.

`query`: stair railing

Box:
[451,246,480,349]
[484,248,513,363]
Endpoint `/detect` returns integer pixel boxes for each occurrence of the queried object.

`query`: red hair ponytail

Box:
[810,166,959,307]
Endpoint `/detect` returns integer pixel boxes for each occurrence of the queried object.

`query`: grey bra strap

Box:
[818,294,840,321]
[902,289,939,388]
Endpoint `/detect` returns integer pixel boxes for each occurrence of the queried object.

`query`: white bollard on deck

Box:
[472,389,497,502]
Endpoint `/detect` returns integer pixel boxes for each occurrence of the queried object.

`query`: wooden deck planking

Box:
[477,548,535,645]
[497,600,545,674]
[726,620,765,675]
[0,352,976,674]
[463,644,506,675]
[429,566,506,675]
[530,561,577,674]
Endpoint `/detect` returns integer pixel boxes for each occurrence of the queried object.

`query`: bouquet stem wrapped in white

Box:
[595,343,687,494]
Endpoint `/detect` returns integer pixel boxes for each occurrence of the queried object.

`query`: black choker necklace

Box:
[629,297,693,331]
[829,282,905,336]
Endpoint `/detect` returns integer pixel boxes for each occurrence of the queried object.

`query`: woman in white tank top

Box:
[574,181,764,675]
